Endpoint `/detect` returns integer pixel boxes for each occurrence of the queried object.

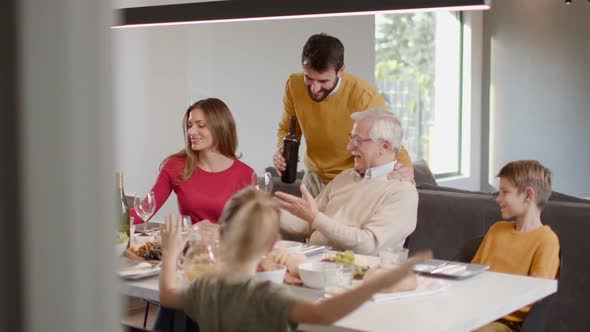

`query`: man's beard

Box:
[306,82,337,102]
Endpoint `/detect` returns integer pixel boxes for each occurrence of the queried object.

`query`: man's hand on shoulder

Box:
[388,162,415,185]
[274,184,319,224]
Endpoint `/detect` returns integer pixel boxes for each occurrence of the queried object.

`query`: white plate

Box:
[323,277,449,301]
[414,259,489,279]
[118,262,161,280]
[273,240,304,251]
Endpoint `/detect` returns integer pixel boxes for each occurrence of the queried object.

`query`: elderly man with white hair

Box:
[275,108,418,255]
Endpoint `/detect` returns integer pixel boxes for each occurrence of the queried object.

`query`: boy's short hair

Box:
[497,160,552,209]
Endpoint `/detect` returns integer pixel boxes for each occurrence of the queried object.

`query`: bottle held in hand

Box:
[281,116,300,183]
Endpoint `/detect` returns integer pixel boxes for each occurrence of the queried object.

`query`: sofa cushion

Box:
[265,166,303,196]
[419,186,590,204]
[537,200,590,332]
[411,189,500,260]
[413,159,437,186]
[549,191,590,204]
[417,183,493,196]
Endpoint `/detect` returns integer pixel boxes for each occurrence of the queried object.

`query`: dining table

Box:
[119,251,557,332]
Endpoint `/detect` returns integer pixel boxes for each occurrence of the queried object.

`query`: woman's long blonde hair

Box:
[218,187,280,266]
[161,98,240,184]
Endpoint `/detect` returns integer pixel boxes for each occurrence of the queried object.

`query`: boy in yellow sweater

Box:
[473,160,560,332]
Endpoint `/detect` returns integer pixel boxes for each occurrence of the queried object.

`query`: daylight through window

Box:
[375,12,463,177]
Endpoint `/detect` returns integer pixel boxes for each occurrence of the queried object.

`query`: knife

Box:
[431,263,461,274]
[299,245,328,255]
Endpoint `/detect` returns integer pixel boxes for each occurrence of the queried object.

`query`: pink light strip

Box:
[112,5,490,29]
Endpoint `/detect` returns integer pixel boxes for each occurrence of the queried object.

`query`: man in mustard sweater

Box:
[473,160,560,332]
[275,109,417,255]
[273,33,413,197]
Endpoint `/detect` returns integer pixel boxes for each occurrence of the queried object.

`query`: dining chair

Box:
[142,301,159,329]
[123,325,150,332]
[152,307,200,332]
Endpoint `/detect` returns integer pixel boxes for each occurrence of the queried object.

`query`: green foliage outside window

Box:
[375,13,436,161]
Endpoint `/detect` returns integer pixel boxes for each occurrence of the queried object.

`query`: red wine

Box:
[281,116,300,183]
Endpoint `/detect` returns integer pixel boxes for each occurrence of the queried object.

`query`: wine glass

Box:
[134,191,156,235]
[251,171,273,192]
[181,215,192,232]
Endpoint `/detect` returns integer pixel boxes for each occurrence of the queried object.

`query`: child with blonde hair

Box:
[473,160,560,332]
[159,187,430,332]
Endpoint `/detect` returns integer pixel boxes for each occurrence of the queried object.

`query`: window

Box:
[375,12,463,178]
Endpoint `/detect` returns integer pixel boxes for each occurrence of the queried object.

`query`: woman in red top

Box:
[131,98,254,225]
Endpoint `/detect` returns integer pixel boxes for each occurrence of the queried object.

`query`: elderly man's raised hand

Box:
[275,184,319,224]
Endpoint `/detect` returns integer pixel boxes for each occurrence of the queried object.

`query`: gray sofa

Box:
[268,162,590,332]
[265,166,304,196]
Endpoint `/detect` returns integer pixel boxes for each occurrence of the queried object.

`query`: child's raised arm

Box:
[159,215,185,309]
[289,251,431,325]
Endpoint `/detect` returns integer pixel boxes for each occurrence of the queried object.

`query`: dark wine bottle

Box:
[281,116,300,183]
[116,171,131,248]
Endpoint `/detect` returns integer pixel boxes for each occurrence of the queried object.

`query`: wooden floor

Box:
[122,296,160,331]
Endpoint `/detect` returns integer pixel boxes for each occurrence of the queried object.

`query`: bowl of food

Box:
[131,227,159,245]
[321,250,370,279]
[255,263,287,284]
[256,256,287,283]
[273,240,303,252]
[298,262,339,289]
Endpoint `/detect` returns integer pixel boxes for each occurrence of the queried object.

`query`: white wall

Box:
[483,0,590,197]
[114,16,376,218]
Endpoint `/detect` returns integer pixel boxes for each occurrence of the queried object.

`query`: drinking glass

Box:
[134,191,156,234]
[251,171,273,192]
[379,247,409,267]
[335,264,354,287]
[181,215,192,232]
[324,264,354,296]
[183,227,219,282]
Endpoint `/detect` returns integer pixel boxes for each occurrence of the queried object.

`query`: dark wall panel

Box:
[0,0,23,330]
